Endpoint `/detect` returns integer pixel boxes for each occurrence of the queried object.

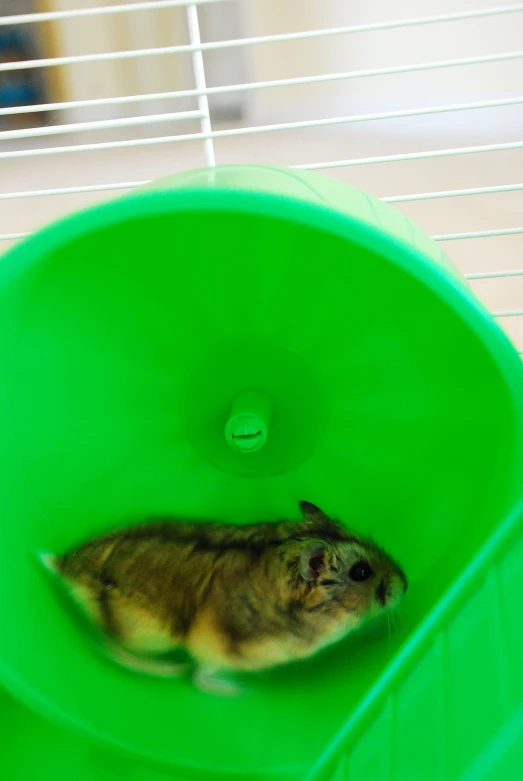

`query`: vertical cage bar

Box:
[186,3,216,167]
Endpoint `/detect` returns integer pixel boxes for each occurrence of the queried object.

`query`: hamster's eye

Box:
[349,560,373,582]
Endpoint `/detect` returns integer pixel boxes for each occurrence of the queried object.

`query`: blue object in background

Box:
[0,82,36,107]
[0,31,25,52]
[0,27,43,113]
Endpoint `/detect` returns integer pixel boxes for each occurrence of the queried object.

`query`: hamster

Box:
[40,501,407,695]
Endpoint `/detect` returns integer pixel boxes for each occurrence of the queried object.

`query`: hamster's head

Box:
[282,503,408,634]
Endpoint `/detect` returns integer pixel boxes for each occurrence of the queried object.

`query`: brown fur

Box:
[49,502,408,677]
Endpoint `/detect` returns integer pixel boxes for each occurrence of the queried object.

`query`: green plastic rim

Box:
[0,165,522,781]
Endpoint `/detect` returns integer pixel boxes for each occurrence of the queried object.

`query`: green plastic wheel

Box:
[0,165,522,780]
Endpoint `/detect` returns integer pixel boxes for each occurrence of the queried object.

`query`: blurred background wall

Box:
[242,0,523,135]
[6,0,520,135]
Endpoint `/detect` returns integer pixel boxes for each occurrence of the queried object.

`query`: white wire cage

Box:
[1,0,523,355]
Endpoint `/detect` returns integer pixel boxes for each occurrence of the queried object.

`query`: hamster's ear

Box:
[299,501,330,523]
[299,542,327,582]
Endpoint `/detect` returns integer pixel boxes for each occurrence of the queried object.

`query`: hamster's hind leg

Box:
[104,640,190,678]
[193,665,245,697]
[100,588,190,677]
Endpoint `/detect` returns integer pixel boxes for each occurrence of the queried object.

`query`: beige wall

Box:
[240,0,523,135]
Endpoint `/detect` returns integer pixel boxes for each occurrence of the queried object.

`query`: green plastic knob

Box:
[225,389,272,452]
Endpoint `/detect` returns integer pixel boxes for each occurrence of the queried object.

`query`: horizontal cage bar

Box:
[434,227,523,240]
[294,140,523,171]
[2,4,523,71]
[3,96,523,161]
[0,232,28,241]
[4,181,523,205]
[465,269,523,280]
[382,183,523,203]
[0,0,223,26]
[3,49,523,116]
[0,182,148,201]
[0,110,201,142]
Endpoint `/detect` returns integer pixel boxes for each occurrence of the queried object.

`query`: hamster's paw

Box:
[193,666,246,697]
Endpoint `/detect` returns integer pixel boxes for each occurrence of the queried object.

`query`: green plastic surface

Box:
[0,165,522,780]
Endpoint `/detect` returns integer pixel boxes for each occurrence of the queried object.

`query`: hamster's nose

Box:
[382,573,408,608]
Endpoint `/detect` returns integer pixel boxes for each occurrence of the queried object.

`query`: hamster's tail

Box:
[36,550,60,575]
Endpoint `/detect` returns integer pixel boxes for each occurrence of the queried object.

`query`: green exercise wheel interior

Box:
[0,165,522,780]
